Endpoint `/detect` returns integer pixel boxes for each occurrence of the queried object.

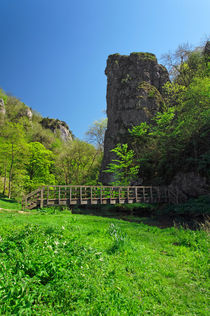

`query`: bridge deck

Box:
[22,185,175,209]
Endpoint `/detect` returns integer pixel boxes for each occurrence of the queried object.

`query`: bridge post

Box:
[100,187,102,204]
[58,187,61,205]
[80,187,82,204]
[150,187,153,203]
[47,186,49,206]
[143,187,145,202]
[157,187,160,203]
[90,187,92,204]
[40,187,44,208]
[69,187,72,205]
[135,187,137,202]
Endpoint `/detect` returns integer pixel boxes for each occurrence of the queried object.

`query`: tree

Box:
[55,140,102,185]
[85,118,107,151]
[0,122,29,198]
[25,142,55,191]
[129,58,210,184]
[161,43,193,81]
[161,43,207,86]
[104,144,139,186]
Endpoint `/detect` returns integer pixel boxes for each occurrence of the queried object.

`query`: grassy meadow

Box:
[0,201,209,315]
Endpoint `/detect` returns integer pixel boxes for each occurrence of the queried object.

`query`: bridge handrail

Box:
[22,184,186,209]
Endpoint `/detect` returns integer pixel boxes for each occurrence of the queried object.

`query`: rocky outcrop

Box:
[204,41,210,56]
[100,52,169,184]
[41,118,73,142]
[0,99,6,116]
[25,107,33,120]
[204,41,210,63]
[17,106,33,120]
[0,99,6,125]
[169,172,209,200]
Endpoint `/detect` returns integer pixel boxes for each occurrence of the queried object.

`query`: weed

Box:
[107,223,127,253]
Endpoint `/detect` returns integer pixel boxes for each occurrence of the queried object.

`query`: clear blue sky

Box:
[0,0,209,139]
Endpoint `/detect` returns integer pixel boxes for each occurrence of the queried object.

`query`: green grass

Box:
[0,209,209,315]
[0,196,21,211]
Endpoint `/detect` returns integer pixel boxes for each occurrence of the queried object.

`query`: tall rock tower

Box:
[100,52,169,184]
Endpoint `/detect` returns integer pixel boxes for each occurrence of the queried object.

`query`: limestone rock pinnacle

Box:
[100,52,169,184]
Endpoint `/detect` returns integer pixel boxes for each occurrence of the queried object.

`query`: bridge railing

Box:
[22,185,173,209]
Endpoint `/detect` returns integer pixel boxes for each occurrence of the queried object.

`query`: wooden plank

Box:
[150,187,153,203]
[47,186,49,206]
[40,187,44,208]
[58,187,60,205]
[69,187,72,205]
[90,187,92,204]
[23,185,172,209]
[80,187,82,203]
[100,187,102,204]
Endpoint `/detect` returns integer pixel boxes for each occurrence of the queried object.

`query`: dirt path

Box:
[0,208,29,214]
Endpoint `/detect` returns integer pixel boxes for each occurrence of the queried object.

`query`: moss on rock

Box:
[130,52,157,61]
[137,81,163,104]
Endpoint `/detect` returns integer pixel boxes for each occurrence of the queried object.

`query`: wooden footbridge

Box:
[22,185,183,209]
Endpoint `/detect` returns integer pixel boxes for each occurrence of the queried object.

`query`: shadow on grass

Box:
[0,196,19,204]
[36,196,210,230]
[71,200,210,230]
[71,203,176,228]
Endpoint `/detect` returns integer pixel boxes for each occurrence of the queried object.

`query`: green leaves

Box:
[25,142,55,191]
[55,139,102,185]
[128,46,210,185]
[104,144,139,185]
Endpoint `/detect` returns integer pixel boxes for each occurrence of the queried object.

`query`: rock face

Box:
[17,106,33,120]
[169,172,208,199]
[41,118,73,142]
[0,98,6,116]
[204,41,210,55]
[25,107,33,120]
[100,52,169,184]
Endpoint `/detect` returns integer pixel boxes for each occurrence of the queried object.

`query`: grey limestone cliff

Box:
[41,118,73,142]
[100,52,169,184]
[0,98,6,116]
[0,98,6,124]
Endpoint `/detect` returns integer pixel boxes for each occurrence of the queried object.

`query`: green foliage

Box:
[85,118,107,151]
[104,144,139,185]
[129,44,210,185]
[162,195,210,217]
[55,139,102,185]
[0,122,29,198]
[25,142,55,191]
[0,88,103,198]
[107,223,127,253]
[0,212,209,314]
[162,81,187,108]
